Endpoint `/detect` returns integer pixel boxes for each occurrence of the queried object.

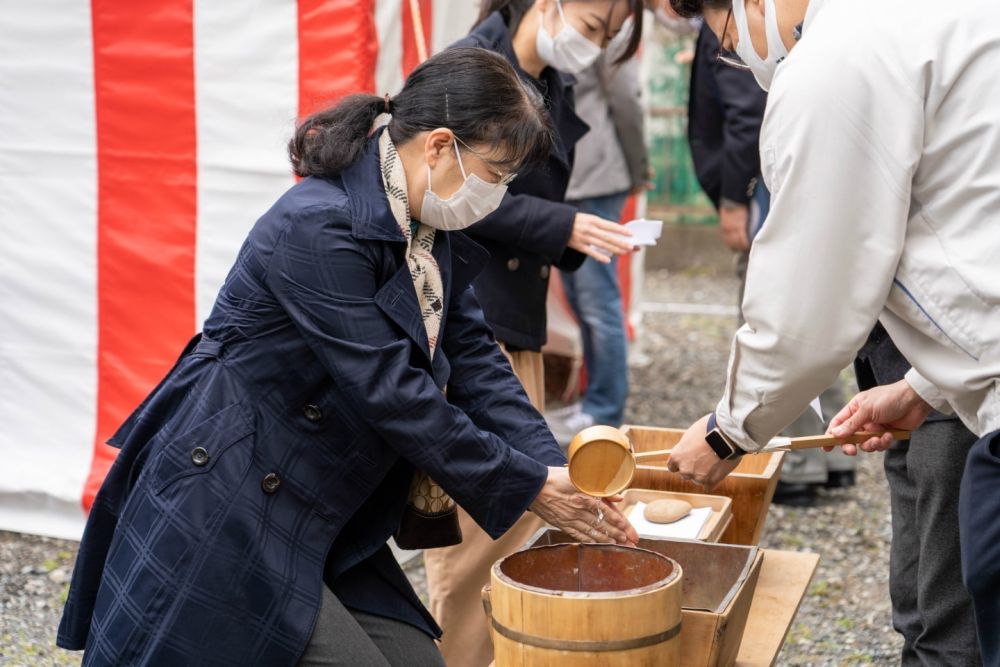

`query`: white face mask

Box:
[419,140,508,231]
[732,0,789,91]
[535,0,603,75]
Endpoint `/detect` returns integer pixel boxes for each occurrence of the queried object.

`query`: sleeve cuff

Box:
[713,399,763,453]
[904,368,953,415]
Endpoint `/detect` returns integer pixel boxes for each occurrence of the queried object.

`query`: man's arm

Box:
[713,53,924,452]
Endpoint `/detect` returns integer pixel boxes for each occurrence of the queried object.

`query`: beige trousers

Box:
[424,344,546,667]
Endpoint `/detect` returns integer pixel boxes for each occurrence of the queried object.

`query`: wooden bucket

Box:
[484,543,683,666]
[623,425,785,545]
[525,530,764,667]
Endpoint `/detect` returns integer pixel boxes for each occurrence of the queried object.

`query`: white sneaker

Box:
[546,405,595,448]
[547,402,583,419]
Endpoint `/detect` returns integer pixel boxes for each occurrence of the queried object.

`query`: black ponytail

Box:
[290,48,554,179]
[289,94,385,178]
[475,0,645,65]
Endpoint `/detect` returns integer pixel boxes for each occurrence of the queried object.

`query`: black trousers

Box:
[885,421,981,666]
[960,429,1000,667]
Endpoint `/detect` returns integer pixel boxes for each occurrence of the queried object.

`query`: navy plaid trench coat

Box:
[57,129,565,666]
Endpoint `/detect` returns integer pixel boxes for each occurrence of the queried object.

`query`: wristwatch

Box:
[706,413,744,461]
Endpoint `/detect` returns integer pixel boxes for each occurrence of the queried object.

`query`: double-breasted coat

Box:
[452,12,591,352]
[57,130,566,665]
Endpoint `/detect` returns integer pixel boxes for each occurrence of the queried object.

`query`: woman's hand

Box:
[568,213,635,264]
[826,379,932,455]
[529,467,638,546]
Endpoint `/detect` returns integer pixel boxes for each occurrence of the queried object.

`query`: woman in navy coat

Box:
[56,48,636,666]
[424,3,647,664]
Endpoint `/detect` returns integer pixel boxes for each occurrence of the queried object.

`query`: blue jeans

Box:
[562,192,629,426]
[959,429,1000,666]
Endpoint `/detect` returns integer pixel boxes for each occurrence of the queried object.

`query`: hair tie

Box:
[384,93,391,113]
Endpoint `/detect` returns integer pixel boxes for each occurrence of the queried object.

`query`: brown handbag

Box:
[394,470,463,549]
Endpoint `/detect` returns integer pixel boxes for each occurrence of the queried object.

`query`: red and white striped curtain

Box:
[0,0,481,539]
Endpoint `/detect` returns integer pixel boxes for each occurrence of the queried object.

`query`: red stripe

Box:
[298,0,379,118]
[401,0,432,76]
[85,1,198,511]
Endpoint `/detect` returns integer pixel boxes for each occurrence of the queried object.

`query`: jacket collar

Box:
[340,128,408,244]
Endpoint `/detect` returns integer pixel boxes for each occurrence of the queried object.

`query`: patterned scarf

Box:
[378,129,444,358]
[378,128,458,540]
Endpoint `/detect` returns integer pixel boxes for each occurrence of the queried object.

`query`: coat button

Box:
[303,404,323,422]
[506,257,520,272]
[191,446,210,467]
[539,265,550,279]
[261,473,282,494]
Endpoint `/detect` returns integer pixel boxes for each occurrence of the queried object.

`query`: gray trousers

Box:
[885,420,981,666]
[298,586,445,667]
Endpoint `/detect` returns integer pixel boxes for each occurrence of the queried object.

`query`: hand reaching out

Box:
[826,379,931,455]
[529,467,638,545]
[567,213,635,264]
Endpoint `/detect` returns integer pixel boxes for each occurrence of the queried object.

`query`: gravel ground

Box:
[1,269,901,666]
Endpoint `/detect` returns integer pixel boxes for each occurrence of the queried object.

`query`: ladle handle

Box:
[632,430,912,462]
[633,448,673,463]
[773,430,912,451]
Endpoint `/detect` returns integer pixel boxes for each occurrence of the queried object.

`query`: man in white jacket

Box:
[665,0,1000,662]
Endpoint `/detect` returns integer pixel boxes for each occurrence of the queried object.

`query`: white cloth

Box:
[627,503,712,540]
[716,0,1000,450]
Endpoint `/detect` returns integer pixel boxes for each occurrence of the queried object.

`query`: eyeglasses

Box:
[454,136,518,186]
[716,5,751,71]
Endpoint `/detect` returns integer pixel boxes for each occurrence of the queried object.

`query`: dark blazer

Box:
[451,11,591,351]
[57,129,565,666]
[688,23,767,208]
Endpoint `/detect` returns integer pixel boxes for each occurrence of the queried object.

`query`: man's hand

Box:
[666,414,742,491]
[826,379,932,455]
[719,204,750,252]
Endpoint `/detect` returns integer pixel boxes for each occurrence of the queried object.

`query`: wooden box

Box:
[622,425,784,545]
[620,489,732,543]
[526,530,764,667]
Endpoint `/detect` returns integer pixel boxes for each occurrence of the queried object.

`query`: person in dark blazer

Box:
[56,48,637,667]
[422,2,646,665]
[687,21,765,253]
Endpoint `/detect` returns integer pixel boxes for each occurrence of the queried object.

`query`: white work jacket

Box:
[716,0,1000,450]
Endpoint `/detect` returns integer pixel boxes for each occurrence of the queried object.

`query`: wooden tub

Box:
[622,425,784,545]
[526,530,763,667]
[485,543,683,666]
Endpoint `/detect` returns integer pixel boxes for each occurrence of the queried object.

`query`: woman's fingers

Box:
[600,505,637,544]
[578,244,614,264]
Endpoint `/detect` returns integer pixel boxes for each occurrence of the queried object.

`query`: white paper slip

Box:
[627,502,712,540]
[624,218,663,246]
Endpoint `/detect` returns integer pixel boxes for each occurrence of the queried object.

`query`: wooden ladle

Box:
[633,429,912,465]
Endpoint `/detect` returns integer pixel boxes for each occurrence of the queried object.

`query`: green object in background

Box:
[646,33,716,225]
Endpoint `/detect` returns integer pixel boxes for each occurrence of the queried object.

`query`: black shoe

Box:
[824,471,856,489]
[772,481,817,507]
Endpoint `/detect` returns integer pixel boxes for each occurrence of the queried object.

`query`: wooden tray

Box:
[620,489,732,543]
[622,425,785,545]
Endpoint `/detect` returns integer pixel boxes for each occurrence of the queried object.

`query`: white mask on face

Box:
[535,0,603,75]
[732,0,789,91]
[419,140,508,231]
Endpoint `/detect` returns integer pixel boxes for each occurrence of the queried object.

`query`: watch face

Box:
[706,430,734,460]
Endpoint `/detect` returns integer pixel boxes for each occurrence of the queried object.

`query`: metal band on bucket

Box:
[490,619,682,652]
